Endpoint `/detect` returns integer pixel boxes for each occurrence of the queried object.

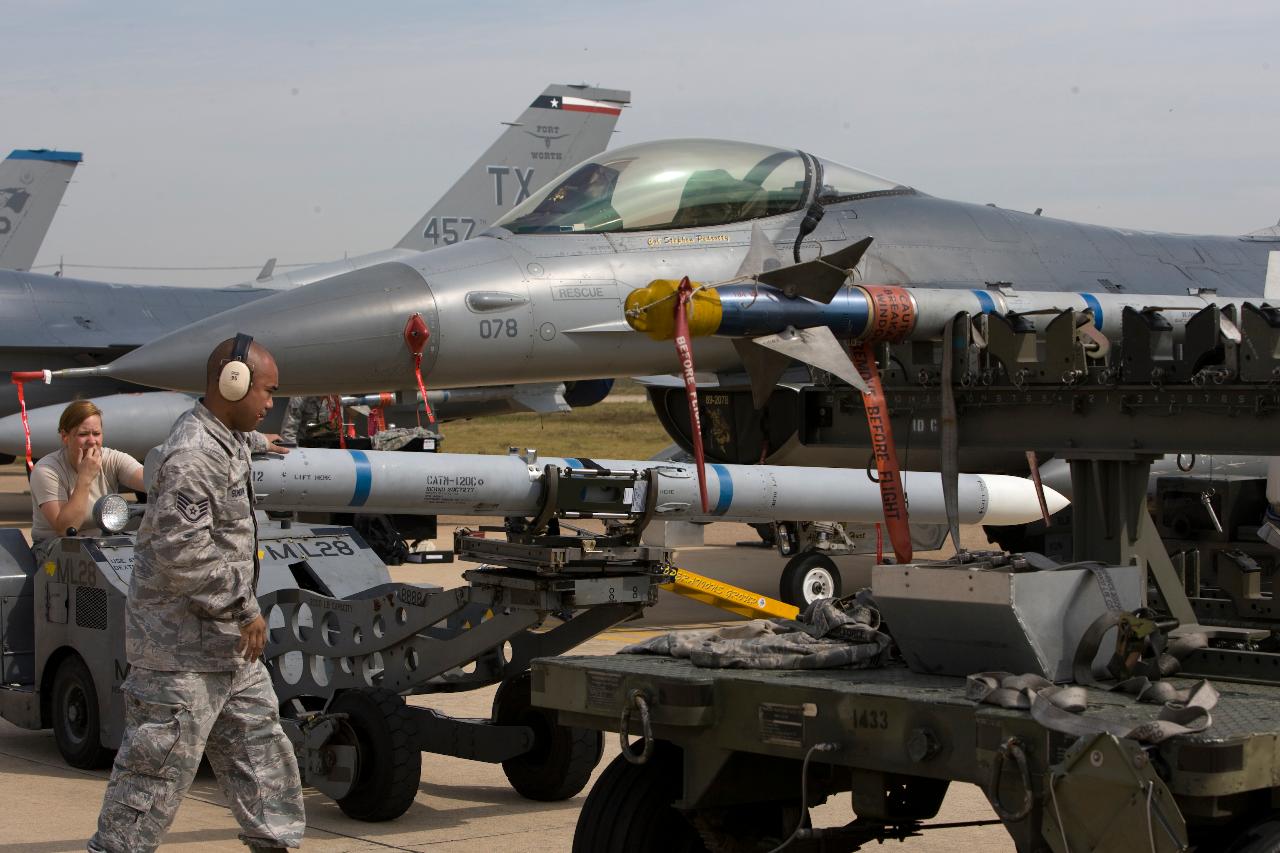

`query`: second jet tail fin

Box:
[396,83,630,251]
[0,149,82,271]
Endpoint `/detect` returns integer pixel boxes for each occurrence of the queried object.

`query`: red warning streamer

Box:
[673,277,709,513]
[10,371,46,472]
[13,380,32,471]
[328,395,347,450]
[403,314,437,426]
[849,344,912,564]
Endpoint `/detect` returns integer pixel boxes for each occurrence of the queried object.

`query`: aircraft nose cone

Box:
[100,262,440,395]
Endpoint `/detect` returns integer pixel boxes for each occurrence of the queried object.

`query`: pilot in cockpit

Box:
[541,164,622,231]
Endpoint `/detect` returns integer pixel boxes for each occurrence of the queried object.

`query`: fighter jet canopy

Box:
[493,138,904,235]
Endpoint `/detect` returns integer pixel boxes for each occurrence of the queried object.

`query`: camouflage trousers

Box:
[87,663,305,852]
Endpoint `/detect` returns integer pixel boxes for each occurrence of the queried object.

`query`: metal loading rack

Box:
[258,459,798,819]
[258,462,672,818]
[533,298,1280,852]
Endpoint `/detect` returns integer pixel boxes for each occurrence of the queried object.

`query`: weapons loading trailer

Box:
[533,299,1280,852]
[0,459,770,821]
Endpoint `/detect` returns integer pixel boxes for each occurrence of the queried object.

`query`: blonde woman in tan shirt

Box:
[30,400,146,547]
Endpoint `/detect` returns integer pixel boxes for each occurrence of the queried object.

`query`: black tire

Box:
[492,670,602,801]
[779,552,842,608]
[1222,816,1280,852]
[573,740,706,853]
[328,688,421,821]
[52,654,114,770]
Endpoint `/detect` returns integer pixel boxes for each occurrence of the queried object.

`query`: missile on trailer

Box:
[240,446,1065,526]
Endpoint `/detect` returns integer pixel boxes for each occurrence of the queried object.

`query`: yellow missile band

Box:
[659,566,800,620]
[624,279,723,341]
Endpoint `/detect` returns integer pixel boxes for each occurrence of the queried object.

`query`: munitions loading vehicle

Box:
[0,460,694,820]
[533,296,1280,851]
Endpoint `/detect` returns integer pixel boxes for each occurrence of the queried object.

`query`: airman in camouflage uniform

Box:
[279,394,338,445]
[88,338,304,853]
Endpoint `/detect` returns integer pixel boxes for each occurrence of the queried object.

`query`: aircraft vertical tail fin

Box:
[396,84,630,251]
[0,149,82,271]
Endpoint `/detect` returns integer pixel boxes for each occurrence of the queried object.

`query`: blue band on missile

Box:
[563,458,583,469]
[349,449,372,507]
[709,463,733,514]
[970,289,996,314]
[1078,292,1103,330]
[716,286,870,338]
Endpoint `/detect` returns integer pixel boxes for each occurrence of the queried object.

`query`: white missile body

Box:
[246,447,1066,526]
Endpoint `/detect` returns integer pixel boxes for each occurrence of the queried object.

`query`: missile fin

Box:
[735,223,786,278]
[513,383,571,414]
[752,326,871,394]
[732,338,794,409]
[756,236,874,304]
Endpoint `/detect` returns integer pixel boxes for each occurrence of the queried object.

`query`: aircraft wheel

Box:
[328,688,421,821]
[1222,815,1280,852]
[52,654,114,769]
[493,670,602,801]
[573,740,706,853]
[779,552,842,608]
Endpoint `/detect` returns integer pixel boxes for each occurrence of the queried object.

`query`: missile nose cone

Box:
[101,262,440,395]
[978,474,1070,526]
[1035,458,1072,499]
[1043,484,1069,516]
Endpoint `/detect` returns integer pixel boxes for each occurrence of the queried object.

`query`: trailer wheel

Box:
[1223,816,1280,852]
[328,688,421,821]
[573,740,706,853]
[52,654,113,769]
[493,670,602,801]
[779,552,842,607]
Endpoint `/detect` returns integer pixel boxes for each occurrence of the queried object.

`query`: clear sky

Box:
[6,0,1279,285]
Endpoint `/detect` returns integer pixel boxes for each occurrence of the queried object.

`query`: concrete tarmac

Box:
[0,461,1012,851]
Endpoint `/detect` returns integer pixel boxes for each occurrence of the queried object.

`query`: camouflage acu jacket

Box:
[127,403,268,670]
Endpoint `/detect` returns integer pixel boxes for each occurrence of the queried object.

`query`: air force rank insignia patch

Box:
[176,492,210,523]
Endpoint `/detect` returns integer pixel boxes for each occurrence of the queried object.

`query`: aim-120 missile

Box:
[623,274,1264,407]
[243,446,1065,526]
[625,278,1256,345]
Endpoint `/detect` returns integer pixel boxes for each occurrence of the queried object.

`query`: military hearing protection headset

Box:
[218,333,255,402]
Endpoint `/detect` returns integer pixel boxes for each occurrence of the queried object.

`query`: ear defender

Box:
[218,333,255,402]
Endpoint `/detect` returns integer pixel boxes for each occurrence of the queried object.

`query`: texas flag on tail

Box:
[530,94,623,116]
